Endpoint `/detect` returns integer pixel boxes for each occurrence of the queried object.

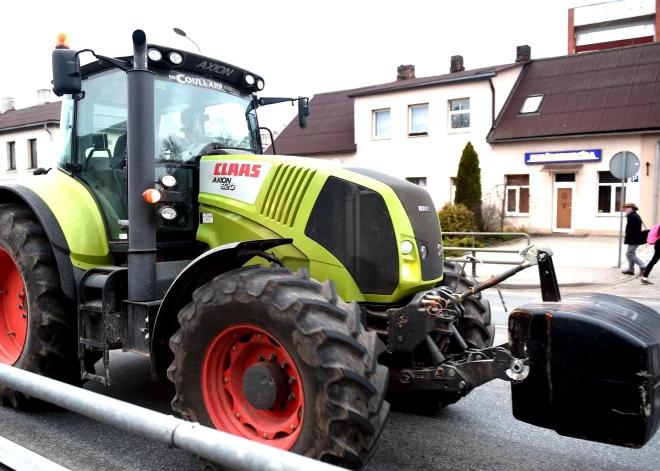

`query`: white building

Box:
[272,41,660,235]
[0,91,62,181]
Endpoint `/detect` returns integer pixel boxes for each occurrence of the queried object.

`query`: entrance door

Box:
[556,188,572,229]
[553,173,576,232]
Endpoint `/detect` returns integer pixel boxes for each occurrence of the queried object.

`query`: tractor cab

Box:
[51,35,307,254]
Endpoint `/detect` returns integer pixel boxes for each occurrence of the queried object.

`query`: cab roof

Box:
[80,43,265,94]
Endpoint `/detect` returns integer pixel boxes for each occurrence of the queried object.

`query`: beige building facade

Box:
[345,64,523,209]
[487,134,659,236]
[0,94,62,181]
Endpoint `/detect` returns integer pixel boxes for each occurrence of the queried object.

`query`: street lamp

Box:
[173,28,201,54]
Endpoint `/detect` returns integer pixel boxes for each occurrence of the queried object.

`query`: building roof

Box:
[347,63,520,97]
[265,86,369,156]
[487,41,660,143]
[267,63,520,156]
[0,101,61,132]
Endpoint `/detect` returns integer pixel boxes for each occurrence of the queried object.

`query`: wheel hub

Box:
[242,361,288,410]
[201,324,304,450]
[0,248,27,366]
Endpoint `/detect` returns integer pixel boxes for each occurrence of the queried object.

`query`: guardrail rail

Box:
[0,363,345,471]
[442,231,531,276]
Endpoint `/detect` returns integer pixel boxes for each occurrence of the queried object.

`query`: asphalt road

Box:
[1,294,660,471]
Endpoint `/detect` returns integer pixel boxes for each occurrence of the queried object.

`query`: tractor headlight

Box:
[420,244,428,259]
[256,79,264,90]
[160,174,177,188]
[169,52,183,65]
[148,49,162,61]
[402,264,411,278]
[401,240,413,255]
[160,207,178,220]
[437,243,442,257]
[245,74,255,85]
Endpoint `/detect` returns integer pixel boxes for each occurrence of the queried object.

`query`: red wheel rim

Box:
[202,324,304,450]
[0,248,27,365]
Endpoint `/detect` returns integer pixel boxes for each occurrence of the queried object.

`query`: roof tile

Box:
[0,101,61,131]
[489,42,660,142]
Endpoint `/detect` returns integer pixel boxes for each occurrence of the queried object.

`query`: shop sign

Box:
[525,149,602,164]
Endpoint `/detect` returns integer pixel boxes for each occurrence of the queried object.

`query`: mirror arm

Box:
[75,49,132,72]
[258,97,307,107]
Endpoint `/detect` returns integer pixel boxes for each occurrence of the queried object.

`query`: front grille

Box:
[305,176,399,296]
[260,164,316,227]
[345,167,443,281]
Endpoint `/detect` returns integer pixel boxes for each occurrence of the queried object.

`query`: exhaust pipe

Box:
[127,29,157,302]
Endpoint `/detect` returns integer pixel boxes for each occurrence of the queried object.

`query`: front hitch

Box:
[398,345,530,394]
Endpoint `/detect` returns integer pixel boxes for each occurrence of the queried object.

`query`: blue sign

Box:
[525,149,602,164]
[632,175,639,183]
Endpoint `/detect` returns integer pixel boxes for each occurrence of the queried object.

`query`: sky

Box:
[2,0,601,132]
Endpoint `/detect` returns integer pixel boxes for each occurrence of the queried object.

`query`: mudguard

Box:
[150,238,293,380]
[509,292,660,448]
[0,184,77,299]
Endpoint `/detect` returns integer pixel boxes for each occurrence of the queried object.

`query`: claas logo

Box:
[213,162,262,178]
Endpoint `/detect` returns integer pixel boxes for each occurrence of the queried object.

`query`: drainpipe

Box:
[43,123,52,141]
[489,78,495,124]
[655,140,659,225]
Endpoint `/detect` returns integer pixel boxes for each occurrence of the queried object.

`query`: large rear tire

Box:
[388,261,494,415]
[168,266,389,470]
[0,203,80,409]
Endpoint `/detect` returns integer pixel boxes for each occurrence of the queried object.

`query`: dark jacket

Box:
[624,210,643,245]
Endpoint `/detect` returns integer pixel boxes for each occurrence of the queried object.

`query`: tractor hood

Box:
[195,154,444,303]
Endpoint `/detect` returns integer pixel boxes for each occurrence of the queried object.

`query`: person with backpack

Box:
[622,202,647,275]
[641,222,660,285]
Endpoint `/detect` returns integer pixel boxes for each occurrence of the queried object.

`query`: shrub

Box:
[438,203,477,233]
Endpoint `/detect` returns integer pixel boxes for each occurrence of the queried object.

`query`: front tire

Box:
[0,203,80,409]
[167,266,389,470]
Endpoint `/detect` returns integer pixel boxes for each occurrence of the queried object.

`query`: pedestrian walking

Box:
[641,223,660,285]
[622,202,647,275]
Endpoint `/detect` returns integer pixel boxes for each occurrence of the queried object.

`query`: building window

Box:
[505,174,530,214]
[449,98,470,129]
[520,95,544,114]
[28,139,38,169]
[598,171,627,214]
[409,104,429,135]
[7,142,16,171]
[373,109,391,138]
[406,177,427,188]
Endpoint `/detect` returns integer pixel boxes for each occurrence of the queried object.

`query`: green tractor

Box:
[1,29,659,470]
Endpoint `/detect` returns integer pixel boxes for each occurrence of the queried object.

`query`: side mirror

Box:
[52,47,82,97]
[298,97,310,129]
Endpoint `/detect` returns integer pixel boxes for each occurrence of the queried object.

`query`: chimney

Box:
[450,55,465,73]
[1,97,15,113]
[37,89,51,106]
[397,64,416,81]
[516,45,531,63]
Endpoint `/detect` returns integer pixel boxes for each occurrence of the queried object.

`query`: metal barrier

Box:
[0,363,344,471]
[442,232,531,276]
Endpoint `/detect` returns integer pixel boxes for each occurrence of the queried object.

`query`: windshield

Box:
[73,68,259,168]
[70,67,260,242]
[155,73,259,161]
